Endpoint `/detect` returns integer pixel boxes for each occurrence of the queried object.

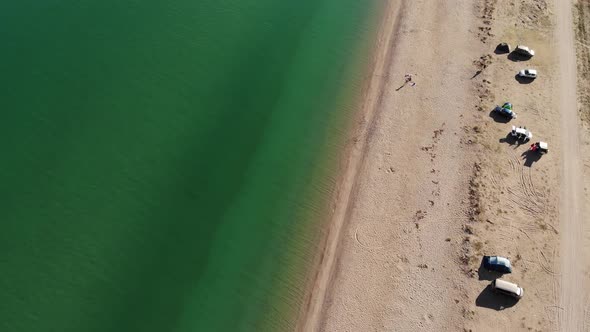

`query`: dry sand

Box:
[297,0,590,331]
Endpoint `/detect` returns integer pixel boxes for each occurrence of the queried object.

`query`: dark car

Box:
[483,256,512,273]
[496,42,511,53]
[493,105,517,119]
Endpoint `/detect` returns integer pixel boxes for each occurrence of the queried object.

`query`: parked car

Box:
[483,255,512,273]
[530,141,548,154]
[518,69,537,79]
[493,103,517,119]
[514,45,535,57]
[510,125,532,142]
[496,42,511,53]
[491,279,524,299]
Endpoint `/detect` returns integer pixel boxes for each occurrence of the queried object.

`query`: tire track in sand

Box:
[505,149,546,216]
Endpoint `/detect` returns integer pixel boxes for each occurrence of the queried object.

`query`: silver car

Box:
[518,69,537,79]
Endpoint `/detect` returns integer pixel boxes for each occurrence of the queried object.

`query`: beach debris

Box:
[472,54,493,78]
[414,210,427,222]
[473,54,493,70]
[433,128,444,140]
[463,224,474,234]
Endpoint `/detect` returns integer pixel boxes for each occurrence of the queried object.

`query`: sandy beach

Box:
[298,0,590,331]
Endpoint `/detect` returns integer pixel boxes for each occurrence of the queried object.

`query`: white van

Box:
[491,279,524,299]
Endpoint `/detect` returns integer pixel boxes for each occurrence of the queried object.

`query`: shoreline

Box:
[295,0,407,330]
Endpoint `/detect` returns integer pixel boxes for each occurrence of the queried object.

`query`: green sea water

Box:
[0,1,379,331]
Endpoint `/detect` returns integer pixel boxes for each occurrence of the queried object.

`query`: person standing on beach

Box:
[397,73,415,91]
[405,73,416,87]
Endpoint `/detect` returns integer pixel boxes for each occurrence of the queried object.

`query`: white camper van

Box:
[491,279,524,299]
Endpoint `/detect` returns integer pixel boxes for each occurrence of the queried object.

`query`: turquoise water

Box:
[0,1,379,330]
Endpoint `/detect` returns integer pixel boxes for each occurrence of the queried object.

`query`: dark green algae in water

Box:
[0,0,380,330]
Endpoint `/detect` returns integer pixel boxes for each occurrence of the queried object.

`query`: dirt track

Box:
[556,0,589,330]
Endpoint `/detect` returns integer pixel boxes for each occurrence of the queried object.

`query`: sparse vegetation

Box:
[463,225,474,234]
[473,241,484,252]
[575,1,590,123]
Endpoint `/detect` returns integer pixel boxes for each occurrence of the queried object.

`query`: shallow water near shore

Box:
[0,0,380,331]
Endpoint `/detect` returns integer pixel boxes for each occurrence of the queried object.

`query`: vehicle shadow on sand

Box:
[476,285,519,310]
[515,74,535,84]
[489,110,512,123]
[507,52,532,62]
[499,133,525,148]
[521,149,543,167]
